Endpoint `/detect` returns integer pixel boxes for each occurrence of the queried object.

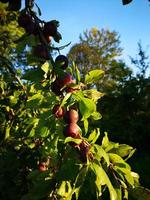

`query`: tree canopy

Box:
[68,28,131,92]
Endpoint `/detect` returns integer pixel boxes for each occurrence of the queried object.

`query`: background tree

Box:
[68,28,131,92]
[98,43,150,187]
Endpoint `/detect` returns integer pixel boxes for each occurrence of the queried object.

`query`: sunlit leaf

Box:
[79,97,96,119]
[83,89,104,102]
[91,162,118,200]
[64,137,82,144]
[85,69,104,85]
[87,129,100,144]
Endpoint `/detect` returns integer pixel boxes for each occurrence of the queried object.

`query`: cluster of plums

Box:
[11,2,93,168]
[17,7,62,60]
[52,105,93,162]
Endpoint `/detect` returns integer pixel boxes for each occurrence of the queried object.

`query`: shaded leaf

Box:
[129,186,150,200]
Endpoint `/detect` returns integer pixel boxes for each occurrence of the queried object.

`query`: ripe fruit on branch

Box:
[60,73,74,87]
[64,109,79,124]
[39,163,47,172]
[63,123,82,139]
[55,55,68,70]
[53,104,65,118]
[18,13,37,34]
[33,45,49,60]
[43,20,58,37]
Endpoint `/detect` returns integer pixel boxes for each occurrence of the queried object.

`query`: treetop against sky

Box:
[36,0,150,70]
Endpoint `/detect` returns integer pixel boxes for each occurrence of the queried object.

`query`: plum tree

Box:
[0,1,145,200]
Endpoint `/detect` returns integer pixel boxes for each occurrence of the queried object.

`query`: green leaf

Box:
[131,171,140,186]
[129,186,150,200]
[111,176,122,200]
[64,137,82,144]
[108,153,131,170]
[23,68,44,82]
[73,166,88,199]
[74,62,81,83]
[91,144,110,166]
[21,179,54,200]
[9,95,18,105]
[91,111,102,120]
[87,129,100,144]
[60,92,72,107]
[27,93,43,102]
[109,144,135,158]
[119,179,128,199]
[39,126,50,137]
[79,97,96,119]
[108,153,134,186]
[5,125,11,140]
[56,154,80,181]
[57,181,72,199]
[91,162,117,200]
[26,93,44,108]
[102,133,119,152]
[83,89,104,102]
[85,69,104,85]
[83,118,88,134]
[102,132,109,148]
[41,61,50,78]
[124,148,136,161]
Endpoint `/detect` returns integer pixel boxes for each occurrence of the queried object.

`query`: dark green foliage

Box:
[97,43,150,187]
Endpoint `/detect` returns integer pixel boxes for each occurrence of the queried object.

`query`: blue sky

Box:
[36,0,150,73]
